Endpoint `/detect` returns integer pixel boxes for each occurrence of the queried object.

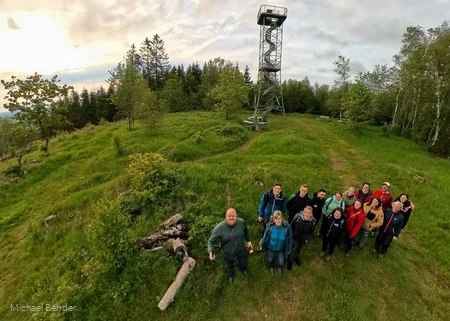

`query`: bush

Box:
[123,153,186,214]
[4,164,23,177]
[99,118,108,126]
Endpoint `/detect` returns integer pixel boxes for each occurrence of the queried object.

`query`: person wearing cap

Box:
[369,182,393,212]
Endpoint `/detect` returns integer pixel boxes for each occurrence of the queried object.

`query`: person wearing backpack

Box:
[286,184,310,224]
[319,208,345,262]
[344,200,365,258]
[319,192,345,237]
[260,211,293,276]
[257,184,287,248]
[287,206,316,270]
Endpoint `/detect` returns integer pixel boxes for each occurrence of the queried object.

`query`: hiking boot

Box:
[324,254,332,262]
[276,268,282,276]
[269,268,275,276]
[319,251,326,258]
[369,248,377,254]
[377,254,384,260]
[287,261,293,271]
[228,277,234,285]
[294,258,301,266]
[345,251,351,258]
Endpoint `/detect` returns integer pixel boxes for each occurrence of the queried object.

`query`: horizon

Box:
[1,0,450,112]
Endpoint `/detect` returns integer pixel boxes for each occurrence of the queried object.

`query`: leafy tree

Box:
[1,73,72,151]
[211,65,248,120]
[329,55,351,119]
[112,64,165,130]
[341,82,373,131]
[200,57,226,110]
[160,76,185,112]
[0,118,37,166]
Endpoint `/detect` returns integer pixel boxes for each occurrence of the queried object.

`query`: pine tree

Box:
[243,65,253,88]
[126,43,142,73]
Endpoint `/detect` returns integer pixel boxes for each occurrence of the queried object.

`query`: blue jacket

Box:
[260,221,292,257]
[258,190,287,220]
[380,208,404,237]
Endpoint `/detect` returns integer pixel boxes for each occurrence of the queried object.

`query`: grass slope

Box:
[0,112,449,321]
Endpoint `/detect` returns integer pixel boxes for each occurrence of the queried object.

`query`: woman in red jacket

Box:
[344,200,365,258]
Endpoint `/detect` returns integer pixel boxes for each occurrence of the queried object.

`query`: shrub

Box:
[99,118,108,126]
[123,153,186,214]
[4,164,24,177]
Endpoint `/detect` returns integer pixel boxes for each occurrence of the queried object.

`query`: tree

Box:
[200,57,226,110]
[243,65,253,88]
[107,62,126,89]
[160,76,185,112]
[141,34,171,90]
[111,64,165,130]
[330,55,351,119]
[341,82,373,131]
[0,118,37,166]
[126,43,142,73]
[1,73,72,151]
[333,55,351,88]
[211,65,248,120]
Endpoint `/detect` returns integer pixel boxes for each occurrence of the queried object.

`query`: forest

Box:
[1,21,450,169]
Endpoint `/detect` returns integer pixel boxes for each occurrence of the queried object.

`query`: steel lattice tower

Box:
[254,5,287,118]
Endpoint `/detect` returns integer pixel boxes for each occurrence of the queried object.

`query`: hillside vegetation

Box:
[0,111,449,321]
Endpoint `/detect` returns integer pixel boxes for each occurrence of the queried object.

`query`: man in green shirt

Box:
[208,208,253,284]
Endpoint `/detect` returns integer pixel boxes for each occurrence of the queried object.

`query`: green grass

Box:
[0,111,449,321]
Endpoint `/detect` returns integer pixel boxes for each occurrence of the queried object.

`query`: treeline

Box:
[2,21,450,165]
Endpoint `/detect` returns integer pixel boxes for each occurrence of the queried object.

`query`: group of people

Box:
[207,182,415,284]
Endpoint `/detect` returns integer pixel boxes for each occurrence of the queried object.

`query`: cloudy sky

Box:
[1,0,449,112]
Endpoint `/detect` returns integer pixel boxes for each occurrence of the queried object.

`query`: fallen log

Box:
[137,230,189,249]
[161,213,183,228]
[157,256,196,311]
[164,238,188,257]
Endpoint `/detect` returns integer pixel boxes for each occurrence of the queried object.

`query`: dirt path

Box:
[292,118,371,189]
[185,134,256,163]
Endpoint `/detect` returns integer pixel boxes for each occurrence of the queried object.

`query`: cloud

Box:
[349,60,367,75]
[1,0,450,97]
[7,16,20,30]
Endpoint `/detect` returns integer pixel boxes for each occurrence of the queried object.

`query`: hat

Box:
[383,182,390,187]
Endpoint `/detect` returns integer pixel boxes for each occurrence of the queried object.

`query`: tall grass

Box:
[0,111,449,321]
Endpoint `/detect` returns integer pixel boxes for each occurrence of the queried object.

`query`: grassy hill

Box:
[0,111,449,321]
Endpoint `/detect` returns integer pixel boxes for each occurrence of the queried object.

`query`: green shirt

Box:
[207,218,251,259]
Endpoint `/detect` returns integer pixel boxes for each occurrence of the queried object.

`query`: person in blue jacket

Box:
[370,201,404,260]
[257,183,287,245]
[260,210,292,276]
